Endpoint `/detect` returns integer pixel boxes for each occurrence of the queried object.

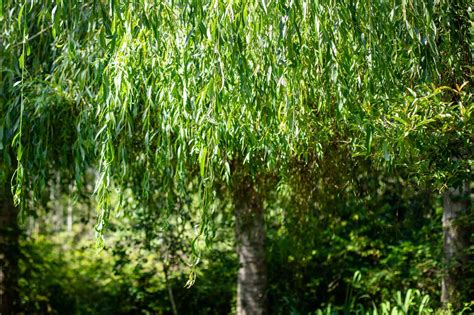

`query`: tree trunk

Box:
[234,176,267,315]
[441,182,470,306]
[164,263,178,315]
[0,183,20,315]
[67,204,73,232]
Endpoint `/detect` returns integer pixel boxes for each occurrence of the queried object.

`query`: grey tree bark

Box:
[234,176,267,315]
[0,182,20,315]
[441,181,470,306]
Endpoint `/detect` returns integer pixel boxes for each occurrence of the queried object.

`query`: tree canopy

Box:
[2,0,470,236]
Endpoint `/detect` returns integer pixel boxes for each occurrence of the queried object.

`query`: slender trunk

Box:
[234,176,267,315]
[66,205,73,232]
[441,182,470,306]
[0,183,20,315]
[164,263,178,315]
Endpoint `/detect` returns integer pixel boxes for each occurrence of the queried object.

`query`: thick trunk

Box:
[441,182,470,306]
[234,177,267,315]
[0,184,20,315]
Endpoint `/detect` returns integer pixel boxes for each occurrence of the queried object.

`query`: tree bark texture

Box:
[441,182,470,306]
[0,183,20,315]
[234,176,267,315]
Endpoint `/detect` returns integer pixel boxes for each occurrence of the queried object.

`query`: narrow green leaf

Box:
[19,52,24,69]
[199,147,207,178]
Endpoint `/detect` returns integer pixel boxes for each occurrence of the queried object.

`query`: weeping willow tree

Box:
[1,0,471,313]
[0,2,94,313]
[360,1,473,305]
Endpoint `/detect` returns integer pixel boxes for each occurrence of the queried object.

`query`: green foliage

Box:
[19,236,120,314]
[2,0,470,240]
[19,227,236,314]
[361,84,473,190]
[314,290,443,315]
[17,201,471,315]
[1,0,471,313]
[265,156,448,313]
[313,284,474,315]
[15,169,472,313]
